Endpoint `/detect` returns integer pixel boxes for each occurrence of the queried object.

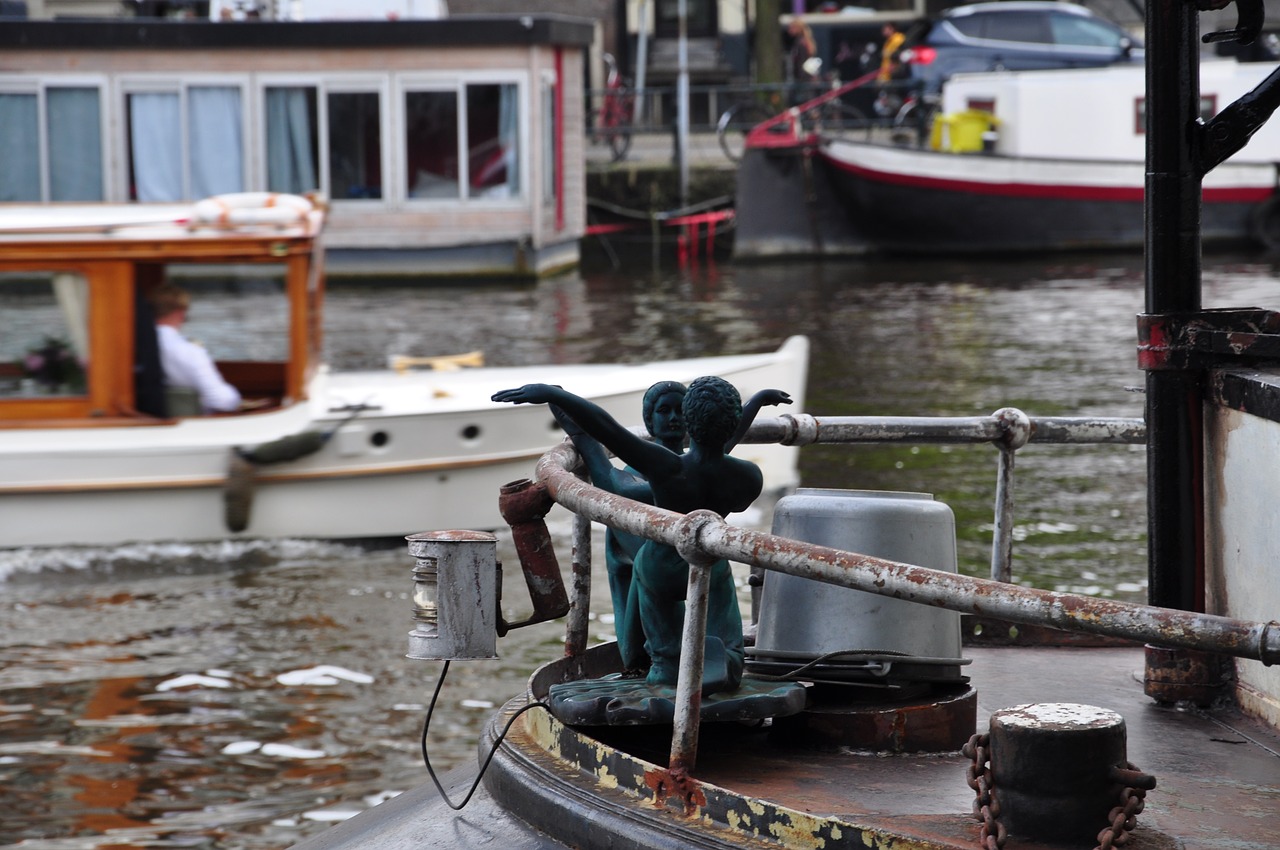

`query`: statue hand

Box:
[760,389,793,407]
[491,384,555,405]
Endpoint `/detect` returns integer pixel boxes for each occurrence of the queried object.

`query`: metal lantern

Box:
[406,530,499,661]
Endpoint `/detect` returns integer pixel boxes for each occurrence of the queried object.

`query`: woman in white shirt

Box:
[150,282,242,414]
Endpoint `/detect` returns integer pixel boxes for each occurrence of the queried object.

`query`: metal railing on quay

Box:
[530,409,1280,773]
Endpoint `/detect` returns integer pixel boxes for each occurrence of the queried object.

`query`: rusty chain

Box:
[1094,763,1155,850]
[962,732,1006,850]
[963,734,1154,850]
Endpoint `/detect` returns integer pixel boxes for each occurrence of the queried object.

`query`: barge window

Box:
[265,86,320,195]
[327,91,383,200]
[0,272,90,399]
[0,87,103,203]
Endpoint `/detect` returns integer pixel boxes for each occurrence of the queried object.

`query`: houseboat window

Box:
[406,90,460,199]
[542,80,558,208]
[327,92,383,200]
[0,271,90,399]
[0,87,103,203]
[127,86,245,201]
[48,88,105,202]
[0,93,40,201]
[265,86,320,195]
[467,83,520,199]
[404,83,520,201]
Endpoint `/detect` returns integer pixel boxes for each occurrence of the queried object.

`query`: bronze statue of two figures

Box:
[491,378,799,724]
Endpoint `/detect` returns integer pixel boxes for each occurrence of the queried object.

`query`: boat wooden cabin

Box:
[0,16,592,279]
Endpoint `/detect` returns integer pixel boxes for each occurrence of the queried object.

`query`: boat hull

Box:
[817,139,1274,254]
[0,338,809,548]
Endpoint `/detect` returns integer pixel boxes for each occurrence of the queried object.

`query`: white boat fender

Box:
[193,192,313,228]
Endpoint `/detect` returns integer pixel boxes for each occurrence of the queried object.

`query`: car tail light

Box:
[901,46,937,65]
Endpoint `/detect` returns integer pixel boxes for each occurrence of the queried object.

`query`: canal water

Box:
[3,250,1280,849]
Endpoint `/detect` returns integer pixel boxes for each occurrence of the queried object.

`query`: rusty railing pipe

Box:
[534,442,1280,667]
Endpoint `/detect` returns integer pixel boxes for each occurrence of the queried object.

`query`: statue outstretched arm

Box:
[551,405,652,502]
[726,388,793,451]
[493,384,680,478]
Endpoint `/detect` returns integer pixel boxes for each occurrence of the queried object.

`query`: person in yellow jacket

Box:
[878,22,905,82]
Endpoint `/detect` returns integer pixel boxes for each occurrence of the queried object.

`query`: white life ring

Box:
[193,192,314,228]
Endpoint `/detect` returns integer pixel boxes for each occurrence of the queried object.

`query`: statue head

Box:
[683,376,741,449]
[642,381,686,444]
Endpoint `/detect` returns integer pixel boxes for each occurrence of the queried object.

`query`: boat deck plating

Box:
[297,643,1280,850]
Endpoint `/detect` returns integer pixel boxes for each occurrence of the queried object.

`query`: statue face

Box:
[647,390,685,443]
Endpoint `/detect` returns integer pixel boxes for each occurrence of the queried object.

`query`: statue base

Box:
[547,674,808,726]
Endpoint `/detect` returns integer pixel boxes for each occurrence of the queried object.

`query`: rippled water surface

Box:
[4,251,1280,849]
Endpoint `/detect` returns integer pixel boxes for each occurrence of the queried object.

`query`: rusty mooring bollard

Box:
[988,703,1139,843]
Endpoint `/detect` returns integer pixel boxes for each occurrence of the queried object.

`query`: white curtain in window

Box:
[53,273,90,362]
[130,92,183,201]
[48,88,104,202]
[499,83,520,195]
[189,86,244,198]
[265,87,318,194]
[0,94,41,202]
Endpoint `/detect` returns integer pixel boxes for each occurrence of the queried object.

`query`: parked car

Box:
[898,1,1143,94]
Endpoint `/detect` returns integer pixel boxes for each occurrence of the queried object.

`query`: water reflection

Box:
[4,252,1280,849]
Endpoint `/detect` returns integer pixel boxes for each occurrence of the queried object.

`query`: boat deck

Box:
[296,643,1280,850]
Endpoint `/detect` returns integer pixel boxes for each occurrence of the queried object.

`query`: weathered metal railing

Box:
[531,409,1280,774]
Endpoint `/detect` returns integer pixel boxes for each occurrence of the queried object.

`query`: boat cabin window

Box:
[0,271,90,399]
[0,87,105,202]
[126,86,246,202]
[150,263,295,408]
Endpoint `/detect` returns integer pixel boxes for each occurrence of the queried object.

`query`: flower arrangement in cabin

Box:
[22,336,85,393]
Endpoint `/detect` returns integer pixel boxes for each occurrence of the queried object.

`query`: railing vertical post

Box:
[991,445,1017,583]
[564,512,592,657]
[670,513,719,774]
[990,408,1031,583]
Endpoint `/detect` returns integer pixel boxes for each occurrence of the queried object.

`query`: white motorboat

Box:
[0,195,809,548]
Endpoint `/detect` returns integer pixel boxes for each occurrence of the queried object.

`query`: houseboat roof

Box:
[0,15,596,50]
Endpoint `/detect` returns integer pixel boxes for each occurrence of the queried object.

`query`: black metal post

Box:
[1144,0,1204,616]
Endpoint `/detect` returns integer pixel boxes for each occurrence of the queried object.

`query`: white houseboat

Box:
[0,15,592,278]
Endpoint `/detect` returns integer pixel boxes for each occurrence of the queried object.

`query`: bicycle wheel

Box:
[716,102,774,163]
[607,94,635,162]
[818,100,873,142]
[893,99,939,148]
[589,109,632,163]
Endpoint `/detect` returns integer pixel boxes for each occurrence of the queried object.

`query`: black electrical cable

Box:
[419,659,550,811]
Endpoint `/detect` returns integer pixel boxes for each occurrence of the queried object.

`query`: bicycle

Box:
[716,86,872,163]
[891,89,941,148]
[588,52,634,163]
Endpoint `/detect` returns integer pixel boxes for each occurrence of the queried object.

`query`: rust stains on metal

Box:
[644,765,707,814]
